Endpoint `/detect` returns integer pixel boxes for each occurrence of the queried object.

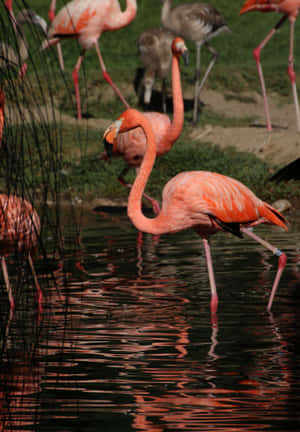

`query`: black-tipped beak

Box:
[183,50,189,66]
[104,139,113,158]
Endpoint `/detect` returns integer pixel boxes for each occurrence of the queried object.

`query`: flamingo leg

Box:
[118,167,161,215]
[197,43,217,96]
[202,238,218,316]
[241,228,287,310]
[193,41,203,124]
[28,253,43,314]
[161,77,167,114]
[5,0,17,33]
[253,15,288,131]
[1,256,15,310]
[56,44,64,71]
[287,19,300,132]
[72,51,85,119]
[94,43,130,109]
[48,0,64,71]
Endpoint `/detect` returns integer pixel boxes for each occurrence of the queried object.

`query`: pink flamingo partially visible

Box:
[0,89,42,313]
[42,0,137,119]
[240,0,300,132]
[102,37,189,215]
[103,108,288,318]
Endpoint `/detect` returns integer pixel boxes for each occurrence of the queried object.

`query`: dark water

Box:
[0,209,299,432]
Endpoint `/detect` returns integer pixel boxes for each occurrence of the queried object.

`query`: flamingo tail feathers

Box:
[260,203,288,231]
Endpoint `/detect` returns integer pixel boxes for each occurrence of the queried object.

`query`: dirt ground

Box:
[7,85,300,167]
[188,88,300,167]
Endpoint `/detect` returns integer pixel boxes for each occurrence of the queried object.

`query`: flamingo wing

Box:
[50,0,100,37]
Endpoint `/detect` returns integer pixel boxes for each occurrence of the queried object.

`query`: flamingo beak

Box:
[103,139,113,158]
[103,119,123,158]
[33,15,48,35]
[182,48,189,66]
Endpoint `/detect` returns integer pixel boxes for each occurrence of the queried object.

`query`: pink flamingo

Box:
[240,0,300,132]
[42,0,137,119]
[102,37,189,215]
[103,108,288,317]
[0,89,42,312]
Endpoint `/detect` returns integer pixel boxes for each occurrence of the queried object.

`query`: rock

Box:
[271,199,292,213]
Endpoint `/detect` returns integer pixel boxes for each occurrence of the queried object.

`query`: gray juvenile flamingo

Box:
[137,26,175,113]
[161,0,230,124]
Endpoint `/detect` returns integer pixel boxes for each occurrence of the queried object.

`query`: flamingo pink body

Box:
[240,0,300,131]
[103,38,188,214]
[104,108,288,317]
[43,0,137,118]
[0,89,42,312]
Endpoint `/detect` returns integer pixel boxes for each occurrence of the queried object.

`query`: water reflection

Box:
[0,210,299,431]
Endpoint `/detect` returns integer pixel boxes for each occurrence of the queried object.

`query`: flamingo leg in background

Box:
[118,167,161,215]
[94,43,130,109]
[241,228,287,310]
[48,8,64,71]
[253,15,288,131]
[5,0,17,32]
[193,41,203,125]
[28,254,43,313]
[193,42,218,124]
[287,19,300,132]
[1,256,14,310]
[72,43,129,120]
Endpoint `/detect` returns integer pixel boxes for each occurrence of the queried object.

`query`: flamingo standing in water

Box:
[240,0,300,132]
[102,37,189,215]
[103,108,288,317]
[42,0,137,119]
[0,89,42,312]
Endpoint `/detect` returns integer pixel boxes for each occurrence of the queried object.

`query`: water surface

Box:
[0,209,299,431]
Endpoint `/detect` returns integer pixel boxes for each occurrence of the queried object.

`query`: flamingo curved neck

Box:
[112,0,137,30]
[165,54,183,148]
[127,113,169,235]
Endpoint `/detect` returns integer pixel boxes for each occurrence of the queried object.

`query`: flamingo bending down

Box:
[103,108,288,317]
[102,37,189,215]
[0,90,42,312]
[161,0,230,124]
[42,0,137,120]
[0,9,48,78]
[240,0,300,132]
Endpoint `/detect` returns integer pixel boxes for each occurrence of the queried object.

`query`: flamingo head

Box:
[102,109,145,159]
[172,38,189,65]
[102,118,124,159]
